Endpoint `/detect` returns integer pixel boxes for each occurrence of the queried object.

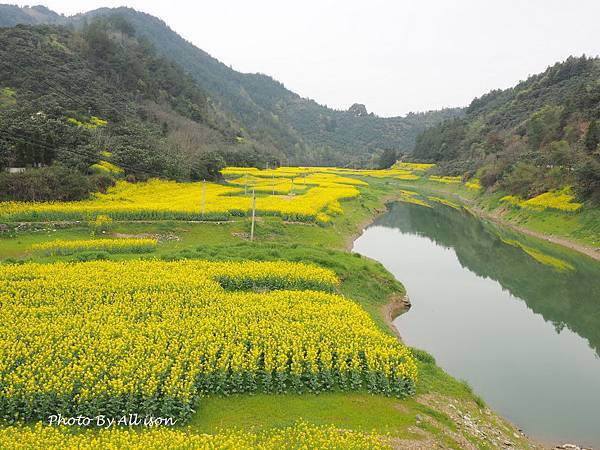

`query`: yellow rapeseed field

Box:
[500,187,583,212]
[428,175,462,184]
[0,259,417,421]
[0,164,442,223]
[0,421,391,449]
[0,169,363,223]
[30,238,157,255]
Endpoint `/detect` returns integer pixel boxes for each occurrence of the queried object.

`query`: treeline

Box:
[413,56,600,202]
[0,18,279,200]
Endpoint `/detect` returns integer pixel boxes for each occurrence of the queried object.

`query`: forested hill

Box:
[74,7,462,165]
[0,19,292,202]
[0,5,462,167]
[413,56,600,202]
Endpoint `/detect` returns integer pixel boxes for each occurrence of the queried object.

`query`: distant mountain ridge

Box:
[0,4,463,166]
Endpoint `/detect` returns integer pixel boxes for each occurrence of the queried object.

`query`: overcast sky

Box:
[13,0,600,117]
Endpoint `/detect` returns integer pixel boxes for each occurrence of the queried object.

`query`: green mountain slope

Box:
[413,56,600,202]
[0,20,280,199]
[0,5,462,166]
[77,7,462,164]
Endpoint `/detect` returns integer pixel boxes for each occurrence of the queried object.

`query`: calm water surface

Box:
[353,201,600,447]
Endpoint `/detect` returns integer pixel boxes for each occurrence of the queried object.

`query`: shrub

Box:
[0,166,96,201]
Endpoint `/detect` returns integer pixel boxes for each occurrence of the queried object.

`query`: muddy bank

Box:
[382,294,411,341]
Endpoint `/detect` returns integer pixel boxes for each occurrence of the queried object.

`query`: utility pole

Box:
[201,179,206,219]
[250,187,256,242]
[272,174,275,195]
[290,177,294,195]
[244,173,248,195]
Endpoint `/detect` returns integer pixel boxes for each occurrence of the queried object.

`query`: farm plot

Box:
[0,259,417,422]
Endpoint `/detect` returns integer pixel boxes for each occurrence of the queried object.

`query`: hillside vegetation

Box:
[413,56,600,203]
[0,5,463,167]
[0,19,287,200]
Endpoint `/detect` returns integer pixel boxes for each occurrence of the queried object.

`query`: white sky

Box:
[13,0,600,117]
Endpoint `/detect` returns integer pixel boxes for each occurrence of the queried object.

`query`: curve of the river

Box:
[353,201,600,447]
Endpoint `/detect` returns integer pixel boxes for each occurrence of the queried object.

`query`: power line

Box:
[1,129,168,178]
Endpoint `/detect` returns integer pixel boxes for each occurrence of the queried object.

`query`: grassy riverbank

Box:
[0,177,537,448]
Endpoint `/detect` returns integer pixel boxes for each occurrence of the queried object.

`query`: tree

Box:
[0,106,95,169]
[109,13,136,40]
[585,120,600,154]
[190,152,225,181]
[547,140,571,166]
[82,20,116,63]
[0,165,96,201]
[377,148,397,169]
[574,157,600,202]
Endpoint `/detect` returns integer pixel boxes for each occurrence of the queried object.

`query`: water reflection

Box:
[353,201,600,446]
[376,202,600,355]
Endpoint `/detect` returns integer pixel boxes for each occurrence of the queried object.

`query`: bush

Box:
[479,165,503,188]
[410,348,436,365]
[499,162,541,197]
[574,157,600,203]
[90,173,116,193]
[0,166,101,201]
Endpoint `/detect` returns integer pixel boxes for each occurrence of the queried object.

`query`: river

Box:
[353,201,600,447]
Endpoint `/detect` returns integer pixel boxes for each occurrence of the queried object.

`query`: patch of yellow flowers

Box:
[465,179,481,190]
[90,160,124,175]
[0,170,363,223]
[319,167,421,181]
[66,116,108,129]
[398,190,431,208]
[428,175,462,184]
[0,421,391,449]
[392,162,435,172]
[500,187,582,212]
[0,260,417,421]
[427,196,460,210]
[30,238,158,255]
